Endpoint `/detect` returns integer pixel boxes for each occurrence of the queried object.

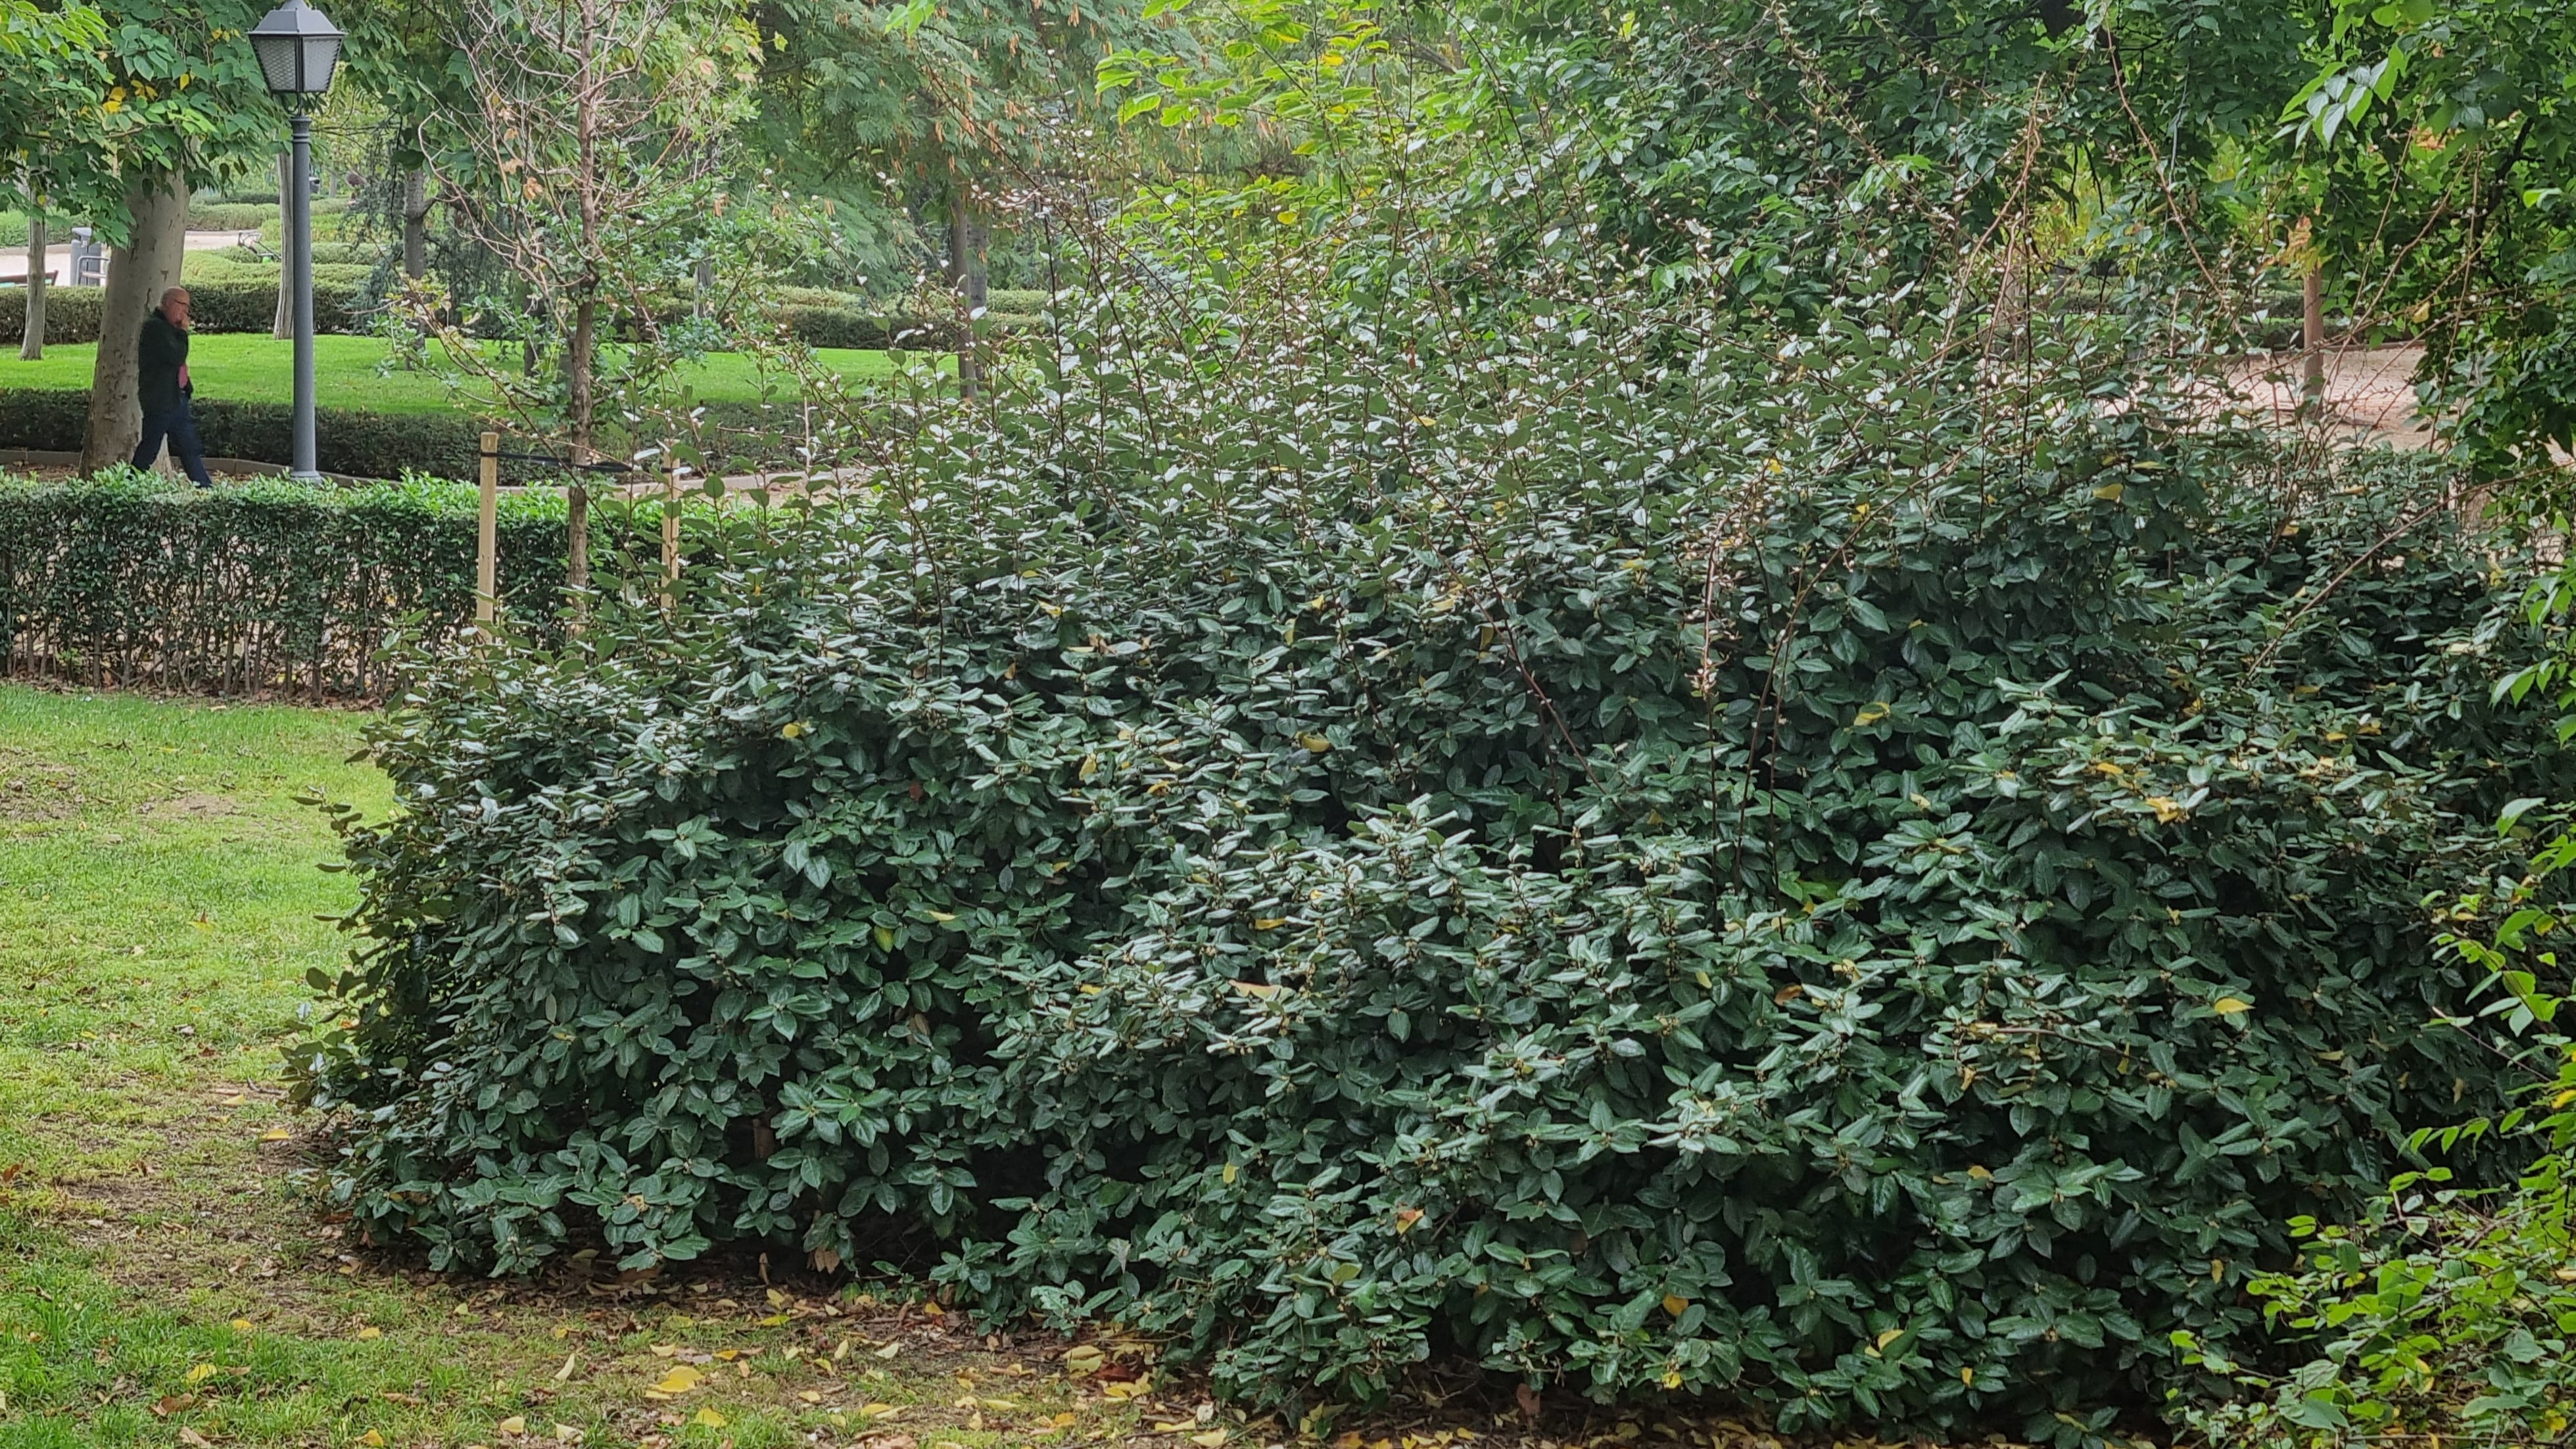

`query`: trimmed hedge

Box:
[0,387,490,480]
[0,471,569,696]
[0,386,845,480]
[0,279,370,344]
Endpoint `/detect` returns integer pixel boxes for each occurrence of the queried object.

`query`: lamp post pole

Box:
[250,0,341,481]
[289,109,319,481]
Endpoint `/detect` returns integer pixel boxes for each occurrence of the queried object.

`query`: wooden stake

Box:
[663,444,681,604]
[2302,264,2326,405]
[477,431,500,627]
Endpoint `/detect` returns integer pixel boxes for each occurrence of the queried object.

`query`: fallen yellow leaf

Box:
[799,1390,823,1404]
[873,1339,903,1358]
[650,1366,704,1394]
[1191,1431,1230,1448]
[554,1352,577,1381]
[187,1364,217,1384]
[354,1327,382,1341]
[690,1408,727,1429]
[757,1313,790,1326]
[1102,1380,1148,1400]
[229,1319,254,1332]
[260,1128,291,1142]
[497,1415,527,1435]
[355,1433,387,1448]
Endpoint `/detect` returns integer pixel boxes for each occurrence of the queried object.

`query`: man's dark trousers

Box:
[133,398,215,487]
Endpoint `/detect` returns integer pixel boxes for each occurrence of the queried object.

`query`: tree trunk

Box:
[82,171,190,473]
[693,252,713,318]
[18,213,45,361]
[947,191,987,400]
[402,168,429,281]
[274,151,296,340]
[565,291,597,598]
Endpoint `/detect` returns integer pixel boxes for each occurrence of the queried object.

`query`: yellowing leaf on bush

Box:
[2146,796,2186,823]
[1296,732,1331,753]
[1853,702,1890,726]
[1961,1366,1976,1385]
[2212,997,2252,1016]
[650,1366,704,1394]
[1251,918,1287,931]
[1661,1295,1688,1318]
[691,1407,727,1429]
[1231,980,1279,997]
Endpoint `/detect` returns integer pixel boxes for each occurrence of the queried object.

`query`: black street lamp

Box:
[249,0,342,483]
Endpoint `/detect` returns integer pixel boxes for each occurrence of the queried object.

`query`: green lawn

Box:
[0,687,1200,1449]
[0,336,917,418]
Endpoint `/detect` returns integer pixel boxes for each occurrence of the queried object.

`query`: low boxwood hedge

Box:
[0,279,371,344]
[0,387,489,479]
[0,470,569,696]
[0,386,842,480]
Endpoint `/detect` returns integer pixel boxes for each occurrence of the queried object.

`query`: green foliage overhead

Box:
[296,266,2569,1439]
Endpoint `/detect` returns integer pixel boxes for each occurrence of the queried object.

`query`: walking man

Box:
[133,286,214,488]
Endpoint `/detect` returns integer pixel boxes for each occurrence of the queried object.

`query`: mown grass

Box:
[0,337,916,419]
[0,688,1181,1449]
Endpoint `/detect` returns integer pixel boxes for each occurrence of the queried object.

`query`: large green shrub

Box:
[0,471,569,696]
[294,290,2572,1440]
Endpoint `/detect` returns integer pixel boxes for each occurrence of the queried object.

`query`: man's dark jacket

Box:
[137,310,190,417]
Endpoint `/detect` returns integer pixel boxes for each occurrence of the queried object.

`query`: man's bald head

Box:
[160,287,193,327]
[160,287,191,309]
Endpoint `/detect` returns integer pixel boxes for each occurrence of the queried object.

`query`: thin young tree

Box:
[411,0,755,596]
